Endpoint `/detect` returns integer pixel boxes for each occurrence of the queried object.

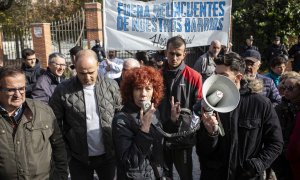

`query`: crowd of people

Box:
[0,35,300,180]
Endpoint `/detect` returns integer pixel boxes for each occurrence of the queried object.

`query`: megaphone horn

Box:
[202,75,240,136]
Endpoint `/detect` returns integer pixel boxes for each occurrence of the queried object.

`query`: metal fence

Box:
[116,46,208,68]
[1,25,33,60]
[1,8,85,63]
[51,8,86,62]
[3,59,22,68]
[1,5,207,67]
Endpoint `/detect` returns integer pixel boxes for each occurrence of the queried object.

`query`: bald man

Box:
[123,58,140,70]
[49,49,122,180]
[193,40,222,81]
[115,58,140,85]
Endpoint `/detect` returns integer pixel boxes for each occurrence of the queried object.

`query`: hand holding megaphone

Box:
[202,90,225,136]
[202,90,224,113]
[201,75,241,136]
[201,110,219,136]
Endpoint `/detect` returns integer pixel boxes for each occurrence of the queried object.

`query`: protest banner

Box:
[104,0,232,50]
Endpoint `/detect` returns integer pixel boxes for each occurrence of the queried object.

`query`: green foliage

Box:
[232,0,300,57]
[0,0,84,29]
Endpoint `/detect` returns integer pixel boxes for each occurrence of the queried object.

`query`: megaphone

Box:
[202,75,240,136]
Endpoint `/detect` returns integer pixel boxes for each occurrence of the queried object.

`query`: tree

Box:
[1,0,300,57]
[232,0,300,60]
[0,0,86,29]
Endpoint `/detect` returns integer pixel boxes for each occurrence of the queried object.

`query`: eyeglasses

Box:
[51,62,67,67]
[0,87,25,95]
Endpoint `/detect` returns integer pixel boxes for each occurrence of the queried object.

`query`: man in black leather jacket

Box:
[196,52,283,180]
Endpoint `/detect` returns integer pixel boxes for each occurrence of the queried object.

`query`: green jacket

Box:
[0,98,68,180]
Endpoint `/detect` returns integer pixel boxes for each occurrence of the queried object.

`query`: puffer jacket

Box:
[21,59,45,98]
[0,99,68,180]
[49,74,122,164]
[197,80,283,180]
[112,103,164,180]
[256,74,281,106]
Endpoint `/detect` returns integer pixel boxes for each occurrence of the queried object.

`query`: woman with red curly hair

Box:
[112,66,165,179]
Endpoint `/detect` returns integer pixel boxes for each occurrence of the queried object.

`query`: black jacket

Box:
[288,42,300,71]
[92,44,106,62]
[275,98,298,151]
[112,104,164,180]
[49,75,122,164]
[196,80,283,180]
[266,44,288,62]
[158,62,202,148]
[240,45,259,56]
[21,59,45,98]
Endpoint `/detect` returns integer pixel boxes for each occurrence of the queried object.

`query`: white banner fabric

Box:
[103,0,232,50]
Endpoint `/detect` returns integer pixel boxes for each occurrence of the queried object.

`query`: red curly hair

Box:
[120,66,164,107]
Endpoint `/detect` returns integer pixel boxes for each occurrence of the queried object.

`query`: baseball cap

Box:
[242,49,261,62]
[245,57,259,63]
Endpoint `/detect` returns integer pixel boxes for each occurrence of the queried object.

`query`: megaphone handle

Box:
[216,113,225,136]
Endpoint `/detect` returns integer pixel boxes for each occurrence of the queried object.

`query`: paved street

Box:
[69,146,201,180]
[172,146,201,180]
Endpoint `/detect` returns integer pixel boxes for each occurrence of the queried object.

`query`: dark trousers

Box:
[271,154,292,180]
[164,146,193,180]
[69,154,116,180]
